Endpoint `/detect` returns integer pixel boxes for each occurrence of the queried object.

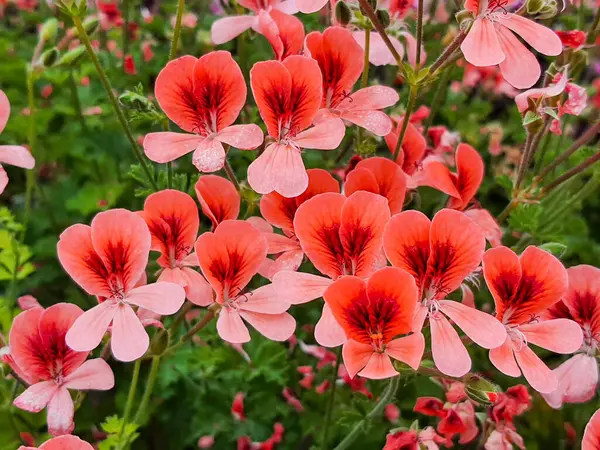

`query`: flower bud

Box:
[376,9,390,28]
[40,18,59,43]
[59,46,86,66]
[537,0,558,19]
[150,329,170,356]
[41,47,60,67]
[526,0,544,14]
[335,1,352,26]
[119,90,152,111]
[360,0,377,15]
[83,17,100,36]
[464,374,500,405]
[455,9,475,30]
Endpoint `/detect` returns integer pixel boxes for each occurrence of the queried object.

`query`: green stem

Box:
[223,158,241,192]
[332,376,400,450]
[588,6,600,44]
[117,359,142,450]
[496,199,518,224]
[392,85,418,161]
[72,15,158,191]
[133,356,161,423]
[320,348,342,450]
[167,162,173,189]
[514,131,534,190]
[424,67,452,133]
[68,70,87,131]
[415,0,424,67]
[169,0,185,61]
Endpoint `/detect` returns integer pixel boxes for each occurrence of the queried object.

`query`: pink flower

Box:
[282,387,304,412]
[17,295,41,310]
[141,41,154,62]
[0,89,35,194]
[139,189,213,307]
[385,404,400,424]
[464,208,503,247]
[195,220,295,343]
[57,209,186,362]
[198,436,215,449]
[9,304,114,436]
[583,408,600,450]
[248,55,345,197]
[460,0,562,88]
[41,84,53,99]
[484,246,583,393]
[18,435,95,450]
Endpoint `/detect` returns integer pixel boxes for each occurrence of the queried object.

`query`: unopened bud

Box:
[537,0,558,18]
[464,374,500,405]
[526,0,544,14]
[41,47,60,67]
[335,1,352,26]
[376,9,390,28]
[150,329,170,356]
[455,9,474,30]
[83,17,100,35]
[359,0,377,15]
[392,360,418,375]
[40,18,59,43]
[119,90,151,111]
[59,46,86,66]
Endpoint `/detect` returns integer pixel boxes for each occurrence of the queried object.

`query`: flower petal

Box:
[489,336,521,377]
[14,381,57,413]
[180,267,214,306]
[216,124,264,150]
[342,339,374,379]
[143,132,204,164]
[272,271,332,305]
[296,0,328,13]
[542,354,598,409]
[385,333,425,370]
[247,143,308,197]
[192,138,226,173]
[211,15,257,45]
[315,303,347,347]
[513,344,557,393]
[0,145,35,169]
[111,304,149,362]
[240,284,290,314]
[195,174,240,228]
[430,313,471,377]
[126,282,185,315]
[583,408,600,450]
[66,301,118,353]
[519,318,583,354]
[446,144,484,211]
[497,14,562,56]
[293,118,345,150]
[239,311,296,341]
[46,387,74,436]
[359,353,398,380]
[217,307,251,343]
[63,358,115,391]
[496,26,541,89]
[460,18,505,67]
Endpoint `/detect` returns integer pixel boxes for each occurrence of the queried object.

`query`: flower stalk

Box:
[392,85,418,161]
[320,348,342,450]
[117,358,142,450]
[134,356,162,423]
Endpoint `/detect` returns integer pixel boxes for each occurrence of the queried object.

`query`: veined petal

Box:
[446,144,484,211]
[216,124,264,150]
[489,336,521,377]
[341,110,393,137]
[0,145,35,169]
[519,318,583,354]
[296,0,328,13]
[46,387,75,436]
[14,381,57,413]
[63,359,115,391]
[239,311,296,341]
[66,301,118,353]
[272,271,332,305]
[180,267,214,306]
[337,86,399,112]
[385,332,425,370]
[315,303,347,347]
[583,409,600,450]
[460,18,505,67]
[192,138,226,173]
[497,14,562,56]
[126,282,185,315]
[217,307,251,343]
[342,339,374,379]
[195,175,240,228]
[211,15,257,45]
[240,284,290,314]
[514,344,557,393]
[111,304,149,362]
[143,132,204,164]
[496,26,541,89]
[293,118,345,150]
[358,353,398,380]
[430,313,471,377]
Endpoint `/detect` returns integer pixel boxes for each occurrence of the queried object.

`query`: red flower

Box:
[232,392,246,421]
[195,175,240,229]
[124,55,136,75]
[555,30,587,49]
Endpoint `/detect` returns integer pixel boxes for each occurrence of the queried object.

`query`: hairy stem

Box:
[122,0,130,65]
[223,158,241,192]
[424,67,453,133]
[134,356,162,423]
[169,0,185,60]
[541,151,600,194]
[514,131,534,190]
[393,85,418,161]
[320,348,342,450]
[332,376,399,450]
[415,0,424,67]
[72,15,158,191]
[429,29,467,74]
[117,359,141,450]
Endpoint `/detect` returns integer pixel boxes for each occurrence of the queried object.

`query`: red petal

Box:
[140,189,199,267]
[563,265,600,332]
[195,220,268,300]
[447,144,484,211]
[262,10,305,61]
[482,246,522,322]
[283,55,323,137]
[195,175,240,229]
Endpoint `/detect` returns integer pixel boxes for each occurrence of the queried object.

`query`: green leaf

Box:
[539,242,568,258]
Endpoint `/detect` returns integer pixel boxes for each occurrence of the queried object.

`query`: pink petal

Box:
[338,86,399,112]
[293,119,346,150]
[0,165,7,194]
[192,138,226,173]
[295,0,328,13]
[272,271,332,305]
[275,0,299,14]
[496,26,541,89]
[217,307,251,343]
[354,32,404,66]
[460,18,505,67]
[265,233,300,253]
[439,300,507,349]
[63,359,115,391]
[542,354,598,409]
[430,313,471,377]
[341,110,393,136]
[14,381,57,413]
[65,301,118,353]
[143,132,203,163]
[0,90,9,134]
[248,143,308,197]
[158,267,187,286]
[489,336,521,377]
[385,333,425,370]
[0,145,35,169]
[180,267,214,306]
[314,303,347,347]
[461,284,476,308]
[47,387,74,436]
[497,14,562,56]
[126,282,185,315]
[412,304,429,332]
[398,31,426,68]
[342,339,374,379]
[514,73,568,113]
[513,344,557,393]
[239,311,296,341]
[240,284,290,314]
[359,352,398,380]
[211,15,257,45]
[519,318,583,354]
[216,124,264,150]
[111,303,149,362]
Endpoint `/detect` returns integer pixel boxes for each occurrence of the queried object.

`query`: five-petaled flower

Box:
[18,435,94,450]
[7,304,114,436]
[57,209,186,361]
[143,51,263,173]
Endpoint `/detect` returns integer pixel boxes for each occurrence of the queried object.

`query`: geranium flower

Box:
[0,89,35,194]
[139,189,213,307]
[464,208,503,247]
[384,209,507,377]
[18,435,94,450]
[483,246,583,393]
[272,191,390,347]
[555,30,587,50]
[195,175,240,229]
[385,117,427,181]
[259,9,305,60]
[8,304,114,436]
[143,52,263,172]
[583,408,600,450]
[324,267,425,379]
[57,209,186,361]
[248,55,345,197]
[210,0,298,45]
[344,157,407,215]
[194,220,295,343]
[306,27,399,136]
[383,427,445,450]
[542,265,600,408]
[460,0,562,88]
[415,143,484,211]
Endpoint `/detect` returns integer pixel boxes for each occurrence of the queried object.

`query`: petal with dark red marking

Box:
[195,175,240,229]
[446,144,484,211]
